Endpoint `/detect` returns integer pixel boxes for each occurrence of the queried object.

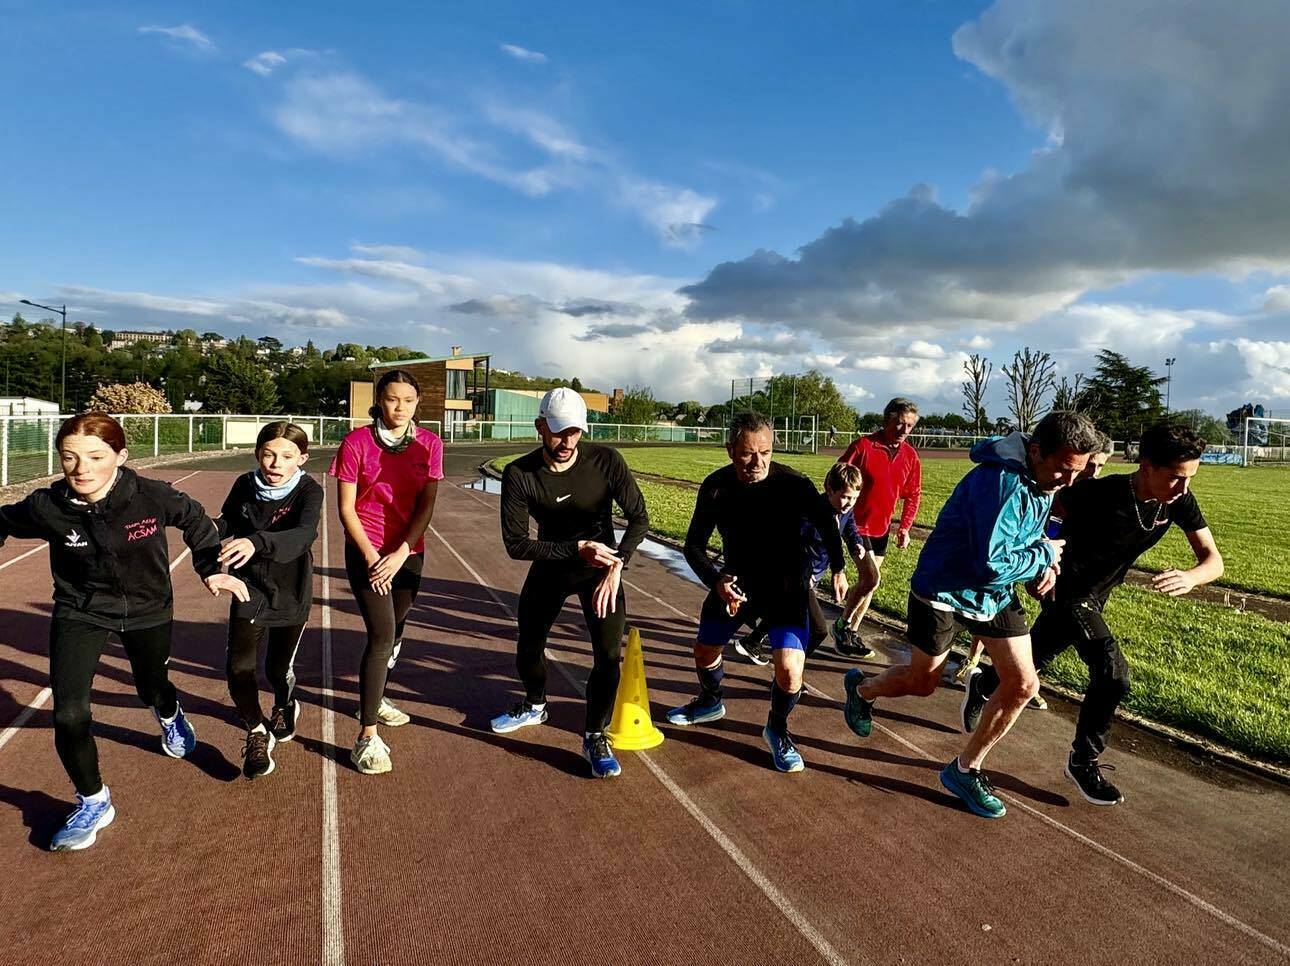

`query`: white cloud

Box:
[349,243,429,263]
[908,339,947,359]
[1231,339,1290,398]
[138,24,214,52]
[683,0,1290,338]
[244,51,288,76]
[962,334,993,350]
[617,177,718,250]
[500,43,548,64]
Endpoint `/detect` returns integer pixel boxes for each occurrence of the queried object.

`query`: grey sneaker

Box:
[351,734,392,775]
[354,698,411,728]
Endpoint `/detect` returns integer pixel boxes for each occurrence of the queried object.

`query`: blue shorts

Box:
[696,589,811,651]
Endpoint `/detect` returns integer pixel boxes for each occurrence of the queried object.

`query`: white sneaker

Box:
[351,734,392,775]
[353,698,411,728]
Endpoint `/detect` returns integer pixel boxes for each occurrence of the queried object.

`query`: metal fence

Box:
[0,414,439,487]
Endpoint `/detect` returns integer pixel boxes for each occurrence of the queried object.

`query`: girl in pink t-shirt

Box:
[328,369,443,774]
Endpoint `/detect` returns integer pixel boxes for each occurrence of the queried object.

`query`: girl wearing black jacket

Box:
[216,422,322,780]
[0,413,248,851]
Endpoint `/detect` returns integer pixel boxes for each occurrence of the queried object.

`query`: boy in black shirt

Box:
[491,388,649,779]
[964,422,1223,805]
[668,412,847,773]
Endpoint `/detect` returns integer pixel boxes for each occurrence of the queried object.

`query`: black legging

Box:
[344,542,423,726]
[50,619,179,796]
[516,563,626,733]
[226,619,307,729]
[977,596,1131,762]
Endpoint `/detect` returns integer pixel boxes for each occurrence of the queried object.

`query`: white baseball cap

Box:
[538,387,588,433]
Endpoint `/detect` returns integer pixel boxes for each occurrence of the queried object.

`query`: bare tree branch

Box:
[1002,348,1057,432]
[961,354,992,435]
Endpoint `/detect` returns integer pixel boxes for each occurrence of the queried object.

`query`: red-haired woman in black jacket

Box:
[0,413,247,851]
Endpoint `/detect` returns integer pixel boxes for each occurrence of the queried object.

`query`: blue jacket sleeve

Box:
[969,470,1055,589]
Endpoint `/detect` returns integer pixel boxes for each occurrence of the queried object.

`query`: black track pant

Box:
[226,618,307,729]
[979,596,1130,762]
[516,563,626,733]
[50,619,179,796]
[345,542,423,726]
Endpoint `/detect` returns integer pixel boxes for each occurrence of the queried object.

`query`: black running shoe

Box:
[269,701,299,743]
[242,729,277,780]
[847,629,875,659]
[960,666,986,734]
[734,631,770,666]
[1065,755,1124,806]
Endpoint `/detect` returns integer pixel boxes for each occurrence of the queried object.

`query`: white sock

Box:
[956,756,972,774]
[531,702,546,712]
[83,786,109,804]
[251,723,267,735]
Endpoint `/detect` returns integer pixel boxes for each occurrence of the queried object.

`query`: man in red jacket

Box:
[836,397,922,656]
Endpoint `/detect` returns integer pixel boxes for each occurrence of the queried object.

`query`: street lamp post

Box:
[19,298,68,412]
[1165,357,1177,412]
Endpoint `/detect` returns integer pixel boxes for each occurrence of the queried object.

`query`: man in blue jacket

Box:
[842,410,1101,818]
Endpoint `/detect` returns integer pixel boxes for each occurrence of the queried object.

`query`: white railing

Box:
[0,413,442,488]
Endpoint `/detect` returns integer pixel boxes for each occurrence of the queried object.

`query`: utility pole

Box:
[1165,357,1177,412]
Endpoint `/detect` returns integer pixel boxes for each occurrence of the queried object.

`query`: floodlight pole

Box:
[1165,357,1176,412]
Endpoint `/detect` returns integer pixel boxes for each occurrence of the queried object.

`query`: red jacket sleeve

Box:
[898,452,922,532]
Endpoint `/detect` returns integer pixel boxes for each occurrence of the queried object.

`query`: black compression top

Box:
[500,441,649,566]
[683,462,844,591]
[1053,473,1208,602]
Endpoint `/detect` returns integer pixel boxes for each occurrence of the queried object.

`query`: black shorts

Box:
[905,592,1030,657]
[862,530,891,557]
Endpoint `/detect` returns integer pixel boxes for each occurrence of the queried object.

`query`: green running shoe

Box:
[939,758,1006,819]
[842,667,873,738]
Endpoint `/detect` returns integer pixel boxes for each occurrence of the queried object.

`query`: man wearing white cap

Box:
[491,387,650,779]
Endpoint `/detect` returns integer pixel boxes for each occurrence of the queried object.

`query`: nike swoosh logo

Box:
[556,494,572,503]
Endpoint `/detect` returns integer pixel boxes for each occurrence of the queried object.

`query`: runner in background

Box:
[0,413,247,850]
[330,369,443,775]
[835,398,922,657]
[217,421,323,780]
[491,388,649,779]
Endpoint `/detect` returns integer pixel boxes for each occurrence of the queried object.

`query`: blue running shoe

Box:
[665,694,726,726]
[582,732,622,778]
[155,703,196,759]
[490,701,548,734]
[762,725,805,772]
[842,668,873,738]
[50,788,115,852]
[939,758,1007,819]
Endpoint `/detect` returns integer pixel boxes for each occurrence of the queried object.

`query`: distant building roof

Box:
[369,352,491,369]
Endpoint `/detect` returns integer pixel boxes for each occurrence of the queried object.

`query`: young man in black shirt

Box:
[963,422,1223,805]
[667,412,848,773]
[491,388,649,779]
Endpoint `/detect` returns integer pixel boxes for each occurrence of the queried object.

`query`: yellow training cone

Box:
[606,627,665,751]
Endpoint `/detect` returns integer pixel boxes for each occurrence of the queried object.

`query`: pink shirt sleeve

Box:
[329,433,363,484]
[423,431,444,481]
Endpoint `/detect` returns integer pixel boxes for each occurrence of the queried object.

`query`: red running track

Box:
[0,467,1286,966]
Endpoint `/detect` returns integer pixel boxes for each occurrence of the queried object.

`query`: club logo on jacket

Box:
[124,516,159,541]
[270,504,292,525]
[64,529,88,548]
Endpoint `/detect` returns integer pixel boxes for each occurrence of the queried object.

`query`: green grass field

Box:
[491,451,1290,762]
[555,446,1290,600]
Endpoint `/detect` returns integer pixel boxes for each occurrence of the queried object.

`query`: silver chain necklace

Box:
[1128,473,1167,532]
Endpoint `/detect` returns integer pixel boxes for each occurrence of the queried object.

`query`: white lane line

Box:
[0,543,198,752]
[170,470,201,486]
[622,568,1290,959]
[429,524,854,966]
[0,544,47,571]
[0,688,52,751]
[319,480,346,966]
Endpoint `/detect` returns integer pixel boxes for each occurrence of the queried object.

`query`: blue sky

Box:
[5,0,1290,417]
